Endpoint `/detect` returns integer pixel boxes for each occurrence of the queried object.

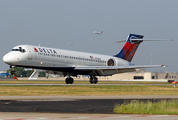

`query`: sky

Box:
[0,0,177,72]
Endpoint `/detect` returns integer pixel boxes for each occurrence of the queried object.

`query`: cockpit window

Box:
[12,47,26,53]
[22,49,26,53]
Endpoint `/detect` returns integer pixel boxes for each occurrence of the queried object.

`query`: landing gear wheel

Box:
[65,77,74,84]
[69,78,74,84]
[89,77,98,84]
[89,78,94,84]
[93,78,98,84]
[11,67,18,81]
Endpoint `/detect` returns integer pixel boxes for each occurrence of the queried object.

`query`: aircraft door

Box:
[79,56,85,65]
[27,46,33,61]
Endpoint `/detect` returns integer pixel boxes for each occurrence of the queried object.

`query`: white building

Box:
[107,70,178,81]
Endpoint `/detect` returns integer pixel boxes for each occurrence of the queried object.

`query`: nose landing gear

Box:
[10,66,18,81]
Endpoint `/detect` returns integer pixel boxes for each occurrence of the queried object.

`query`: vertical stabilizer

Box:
[114,34,144,62]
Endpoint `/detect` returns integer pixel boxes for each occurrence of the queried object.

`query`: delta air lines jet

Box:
[3,34,166,84]
[93,31,103,34]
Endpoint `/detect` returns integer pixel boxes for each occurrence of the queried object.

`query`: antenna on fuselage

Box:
[38,44,41,46]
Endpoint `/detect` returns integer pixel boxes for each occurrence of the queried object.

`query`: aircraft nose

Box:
[3,53,13,65]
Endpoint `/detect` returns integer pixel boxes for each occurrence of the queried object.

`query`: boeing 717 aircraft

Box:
[3,34,166,84]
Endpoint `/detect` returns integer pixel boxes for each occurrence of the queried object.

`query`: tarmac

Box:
[0,94,177,120]
[0,83,178,119]
[1,112,178,120]
[0,95,178,120]
[0,95,178,100]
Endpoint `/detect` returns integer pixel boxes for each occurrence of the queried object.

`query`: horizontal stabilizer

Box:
[117,39,173,43]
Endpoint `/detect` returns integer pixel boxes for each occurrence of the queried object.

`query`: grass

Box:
[114,100,178,114]
[0,85,177,96]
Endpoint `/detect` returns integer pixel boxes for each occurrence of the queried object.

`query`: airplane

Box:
[3,34,167,84]
[93,31,103,34]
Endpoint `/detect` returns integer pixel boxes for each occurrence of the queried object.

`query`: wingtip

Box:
[116,40,126,43]
[161,64,168,67]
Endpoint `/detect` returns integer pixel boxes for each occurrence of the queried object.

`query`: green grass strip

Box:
[0,85,178,96]
[114,100,178,114]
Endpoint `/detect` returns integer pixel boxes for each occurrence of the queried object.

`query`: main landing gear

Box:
[89,76,98,84]
[65,77,74,84]
[64,75,98,84]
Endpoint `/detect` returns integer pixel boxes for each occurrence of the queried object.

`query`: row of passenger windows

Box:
[38,53,107,63]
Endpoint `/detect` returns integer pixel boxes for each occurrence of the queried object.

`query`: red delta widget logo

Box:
[34,47,57,54]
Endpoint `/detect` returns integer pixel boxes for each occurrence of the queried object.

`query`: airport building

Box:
[107,71,178,81]
[63,69,178,82]
[0,71,9,78]
[78,69,178,81]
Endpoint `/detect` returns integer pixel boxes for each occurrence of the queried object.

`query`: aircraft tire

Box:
[93,78,98,84]
[65,77,74,84]
[65,78,70,84]
[69,78,74,84]
[89,78,94,84]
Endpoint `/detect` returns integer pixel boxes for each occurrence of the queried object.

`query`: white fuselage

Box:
[3,45,130,76]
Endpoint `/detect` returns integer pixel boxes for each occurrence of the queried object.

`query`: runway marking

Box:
[2,115,178,120]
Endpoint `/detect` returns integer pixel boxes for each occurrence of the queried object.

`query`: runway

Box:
[0,95,178,119]
[1,112,178,120]
[0,83,174,86]
[0,83,177,119]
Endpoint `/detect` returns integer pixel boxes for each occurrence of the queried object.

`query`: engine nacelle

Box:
[107,57,129,66]
[107,58,115,66]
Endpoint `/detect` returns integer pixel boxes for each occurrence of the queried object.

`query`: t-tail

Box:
[114,34,144,62]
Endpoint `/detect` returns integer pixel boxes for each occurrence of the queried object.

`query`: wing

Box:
[75,65,166,76]
[75,65,166,70]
